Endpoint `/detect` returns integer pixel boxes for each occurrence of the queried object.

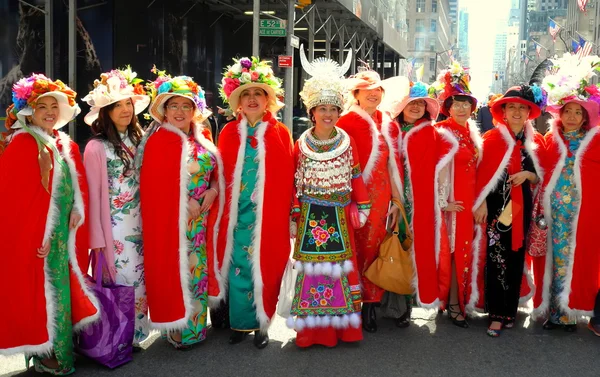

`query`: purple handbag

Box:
[75,251,135,368]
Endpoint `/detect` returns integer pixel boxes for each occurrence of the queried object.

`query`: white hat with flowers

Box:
[82,66,150,126]
[219,56,284,114]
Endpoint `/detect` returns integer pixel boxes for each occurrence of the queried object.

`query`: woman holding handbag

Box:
[434,62,482,328]
[532,54,600,332]
[378,76,457,328]
[337,67,402,333]
[473,85,545,337]
[285,49,370,348]
[82,67,151,347]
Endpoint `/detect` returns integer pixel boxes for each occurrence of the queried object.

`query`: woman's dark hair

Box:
[91,101,143,175]
[444,95,474,113]
[558,103,590,130]
[397,110,432,124]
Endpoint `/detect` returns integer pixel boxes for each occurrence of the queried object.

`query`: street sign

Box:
[291,35,300,49]
[278,55,293,68]
[259,19,287,37]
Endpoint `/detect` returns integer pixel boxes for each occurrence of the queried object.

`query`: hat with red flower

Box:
[6,73,81,130]
[219,56,284,114]
[82,66,150,126]
[146,66,211,123]
[431,61,478,116]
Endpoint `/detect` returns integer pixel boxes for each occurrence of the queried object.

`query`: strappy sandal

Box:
[503,316,515,329]
[166,332,190,350]
[32,359,74,376]
[448,303,468,328]
[487,316,503,337]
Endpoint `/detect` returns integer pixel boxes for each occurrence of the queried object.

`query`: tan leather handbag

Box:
[364,202,414,295]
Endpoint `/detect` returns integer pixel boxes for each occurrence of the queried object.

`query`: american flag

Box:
[578,0,589,12]
[534,42,542,58]
[524,55,529,66]
[576,38,593,59]
[548,19,561,42]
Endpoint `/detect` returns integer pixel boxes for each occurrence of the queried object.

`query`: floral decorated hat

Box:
[299,45,352,112]
[381,77,440,120]
[82,66,150,126]
[490,84,547,122]
[431,61,478,116]
[219,56,284,114]
[541,53,600,127]
[6,73,81,130]
[146,66,211,123]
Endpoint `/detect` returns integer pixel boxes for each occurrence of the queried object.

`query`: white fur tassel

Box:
[294,260,304,273]
[342,260,354,274]
[304,262,314,275]
[315,316,323,327]
[332,264,343,280]
[321,262,333,276]
[305,315,316,328]
[313,263,324,276]
[331,315,342,329]
[295,317,306,332]
[321,315,332,328]
[341,314,350,328]
[286,316,296,329]
[349,313,361,328]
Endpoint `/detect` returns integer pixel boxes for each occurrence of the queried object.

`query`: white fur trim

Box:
[380,114,403,197]
[305,315,316,328]
[465,224,483,314]
[286,315,295,329]
[288,314,360,330]
[467,119,484,165]
[473,125,515,210]
[296,261,352,277]
[192,124,227,308]
[519,262,535,306]
[331,315,342,328]
[401,120,456,309]
[332,263,342,280]
[345,105,382,183]
[148,123,194,330]
[294,260,304,273]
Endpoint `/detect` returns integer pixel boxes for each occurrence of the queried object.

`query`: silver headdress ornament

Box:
[299,44,352,111]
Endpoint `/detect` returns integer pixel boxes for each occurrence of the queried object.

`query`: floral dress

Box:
[228,125,260,331]
[548,129,584,325]
[105,134,148,344]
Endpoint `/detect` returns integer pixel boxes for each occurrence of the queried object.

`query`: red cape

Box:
[470,123,544,312]
[0,129,98,356]
[216,113,295,332]
[140,124,224,330]
[402,120,457,308]
[532,122,600,317]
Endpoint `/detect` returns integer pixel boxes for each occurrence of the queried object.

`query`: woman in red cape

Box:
[337,69,403,333]
[140,72,224,349]
[533,57,600,332]
[216,57,294,348]
[433,63,482,327]
[472,85,545,337]
[378,77,457,328]
[0,75,99,375]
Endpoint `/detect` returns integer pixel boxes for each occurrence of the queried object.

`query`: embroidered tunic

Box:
[548,129,584,325]
[289,127,370,347]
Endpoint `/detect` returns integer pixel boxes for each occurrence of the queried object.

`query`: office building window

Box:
[431,19,437,32]
[416,19,425,32]
[429,38,436,51]
[406,19,410,31]
[432,0,438,13]
[416,0,426,12]
[430,57,436,71]
[415,38,425,50]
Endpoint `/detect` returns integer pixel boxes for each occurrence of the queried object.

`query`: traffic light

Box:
[297,0,311,8]
[495,73,499,80]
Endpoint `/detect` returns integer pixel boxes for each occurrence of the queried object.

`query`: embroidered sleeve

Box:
[351,163,361,179]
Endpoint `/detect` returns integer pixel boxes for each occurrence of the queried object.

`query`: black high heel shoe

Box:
[448,303,469,328]
[395,304,411,328]
[361,303,378,333]
[228,331,248,345]
[253,331,270,349]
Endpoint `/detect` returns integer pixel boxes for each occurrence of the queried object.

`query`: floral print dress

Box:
[105,134,148,344]
[548,129,584,325]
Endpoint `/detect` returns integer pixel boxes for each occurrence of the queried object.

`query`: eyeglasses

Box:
[166,105,194,112]
[450,102,472,110]
[407,101,427,107]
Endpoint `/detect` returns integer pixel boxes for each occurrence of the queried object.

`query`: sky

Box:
[460,0,511,100]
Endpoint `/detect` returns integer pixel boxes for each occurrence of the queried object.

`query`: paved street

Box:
[2,308,599,377]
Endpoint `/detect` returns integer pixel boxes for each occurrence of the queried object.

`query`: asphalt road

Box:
[2,308,599,377]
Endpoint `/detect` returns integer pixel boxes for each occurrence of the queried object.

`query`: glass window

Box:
[416,0,426,13]
[432,0,438,13]
[415,38,425,50]
[430,57,436,71]
[431,19,437,32]
[416,19,425,32]
[429,38,436,51]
